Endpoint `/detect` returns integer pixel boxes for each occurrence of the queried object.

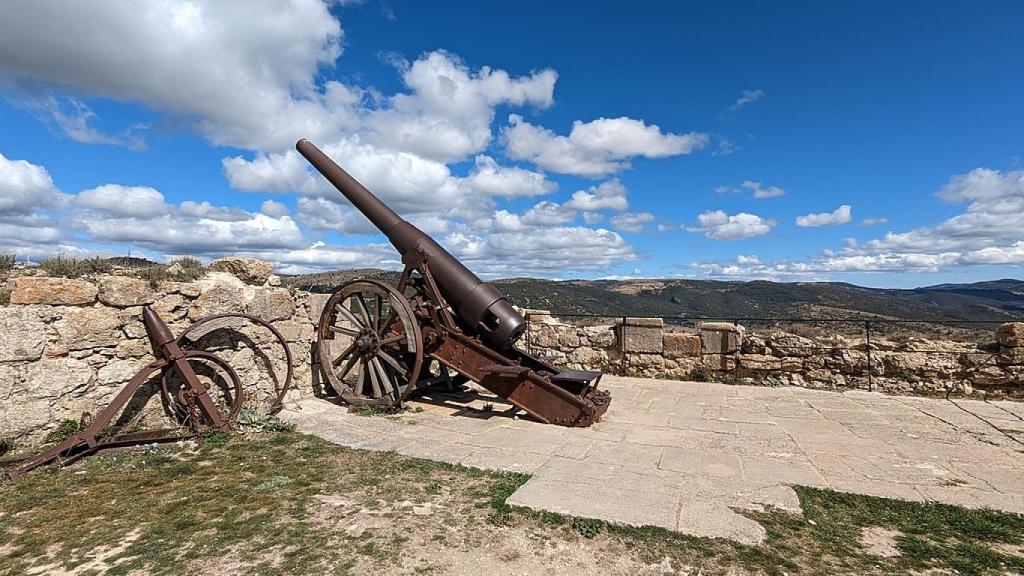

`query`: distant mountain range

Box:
[283,270,1024,322]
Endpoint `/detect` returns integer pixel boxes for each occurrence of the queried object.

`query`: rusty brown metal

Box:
[173,313,294,413]
[300,138,612,427]
[4,307,293,480]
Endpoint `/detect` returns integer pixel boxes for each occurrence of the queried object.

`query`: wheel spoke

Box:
[329,325,360,337]
[374,293,383,332]
[366,358,384,397]
[377,351,408,380]
[353,294,373,330]
[331,341,358,367]
[379,333,405,346]
[372,357,401,401]
[354,360,367,395]
[337,349,361,383]
[335,303,365,330]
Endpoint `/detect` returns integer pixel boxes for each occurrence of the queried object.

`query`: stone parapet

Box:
[523,317,1024,399]
[1,267,317,446]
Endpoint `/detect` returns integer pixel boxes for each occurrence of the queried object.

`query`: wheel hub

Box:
[356,332,377,354]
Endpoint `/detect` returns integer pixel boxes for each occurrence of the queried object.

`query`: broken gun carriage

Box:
[297,139,611,427]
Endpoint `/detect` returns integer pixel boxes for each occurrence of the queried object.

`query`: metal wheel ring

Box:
[159,349,245,426]
[317,279,423,407]
[174,313,294,413]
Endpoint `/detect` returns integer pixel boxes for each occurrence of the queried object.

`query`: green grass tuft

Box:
[0,253,14,273]
[39,255,112,278]
[43,419,82,444]
[572,516,605,538]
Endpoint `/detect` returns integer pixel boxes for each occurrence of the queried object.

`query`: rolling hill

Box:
[282,271,1024,322]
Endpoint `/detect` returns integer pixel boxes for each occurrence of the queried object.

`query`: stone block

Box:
[52,307,124,351]
[209,257,273,285]
[700,322,744,355]
[272,320,315,343]
[625,317,664,328]
[245,288,296,322]
[115,337,152,358]
[568,346,605,368]
[972,366,1012,386]
[703,353,736,371]
[997,323,1024,348]
[620,320,664,354]
[25,356,96,399]
[740,354,782,371]
[0,306,46,362]
[996,348,1024,366]
[189,281,247,319]
[558,330,581,349]
[98,358,143,385]
[663,332,701,359]
[308,293,331,323]
[98,276,155,307]
[583,325,615,348]
[780,357,803,372]
[10,276,98,305]
[627,353,665,374]
[766,331,815,357]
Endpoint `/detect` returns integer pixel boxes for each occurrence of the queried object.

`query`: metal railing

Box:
[521,312,1022,392]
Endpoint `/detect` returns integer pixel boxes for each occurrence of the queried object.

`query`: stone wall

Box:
[3,262,1022,445]
[523,311,1024,398]
[0,258,325,446]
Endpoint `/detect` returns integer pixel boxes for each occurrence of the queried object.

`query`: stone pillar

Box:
[699,322,745,371]
[618,317,664,354]
[996,323,1024,368]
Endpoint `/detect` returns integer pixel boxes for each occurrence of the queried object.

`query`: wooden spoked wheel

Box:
[317,280,423,407]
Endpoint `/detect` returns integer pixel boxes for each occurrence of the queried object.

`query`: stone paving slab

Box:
[281,376,1024,545]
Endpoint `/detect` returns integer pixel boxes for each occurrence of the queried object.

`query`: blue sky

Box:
[0,1,1022,287]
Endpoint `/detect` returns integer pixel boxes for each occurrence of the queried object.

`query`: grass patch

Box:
[130,258,207,287]
[237,409,296,433]
[168,256,206,282]
[43,419,82,444]
[2,432,1022,575]
[572,516,605,538]
[351,404,400,417]
[39,255,112,278]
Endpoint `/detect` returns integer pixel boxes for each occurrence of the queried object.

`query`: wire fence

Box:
[521,311,1022,391]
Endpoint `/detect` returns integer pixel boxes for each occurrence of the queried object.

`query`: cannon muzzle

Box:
[296,139,526,349]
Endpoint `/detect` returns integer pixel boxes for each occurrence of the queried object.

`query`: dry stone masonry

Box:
[523,310,1024,397]
[2,258,1021,446]
[0,258,325,447]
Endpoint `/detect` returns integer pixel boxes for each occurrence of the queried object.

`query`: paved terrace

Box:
[281,376,1024,544]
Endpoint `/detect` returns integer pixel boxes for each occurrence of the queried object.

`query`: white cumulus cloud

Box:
[795,205,852,227]
[687,210,776,240]
[460,155,556,198]
[503,115,708,176]
[0,0,349,151]
[610,212,655,233]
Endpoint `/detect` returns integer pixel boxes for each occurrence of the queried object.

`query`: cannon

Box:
[297,139,611,427]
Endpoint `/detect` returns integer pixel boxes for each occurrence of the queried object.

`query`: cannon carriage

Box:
[298,139,611,427]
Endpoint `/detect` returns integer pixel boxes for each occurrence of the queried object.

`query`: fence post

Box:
[865,320,873,391]
[620,316,628,376]
[525,312,532,355]
[732,319,740,384]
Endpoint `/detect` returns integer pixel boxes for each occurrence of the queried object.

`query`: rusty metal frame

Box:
[4,306,293,480]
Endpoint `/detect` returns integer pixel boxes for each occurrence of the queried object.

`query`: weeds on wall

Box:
[40,256,113,278]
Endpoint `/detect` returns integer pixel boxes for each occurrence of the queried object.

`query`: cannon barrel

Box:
[296,139,526,349]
